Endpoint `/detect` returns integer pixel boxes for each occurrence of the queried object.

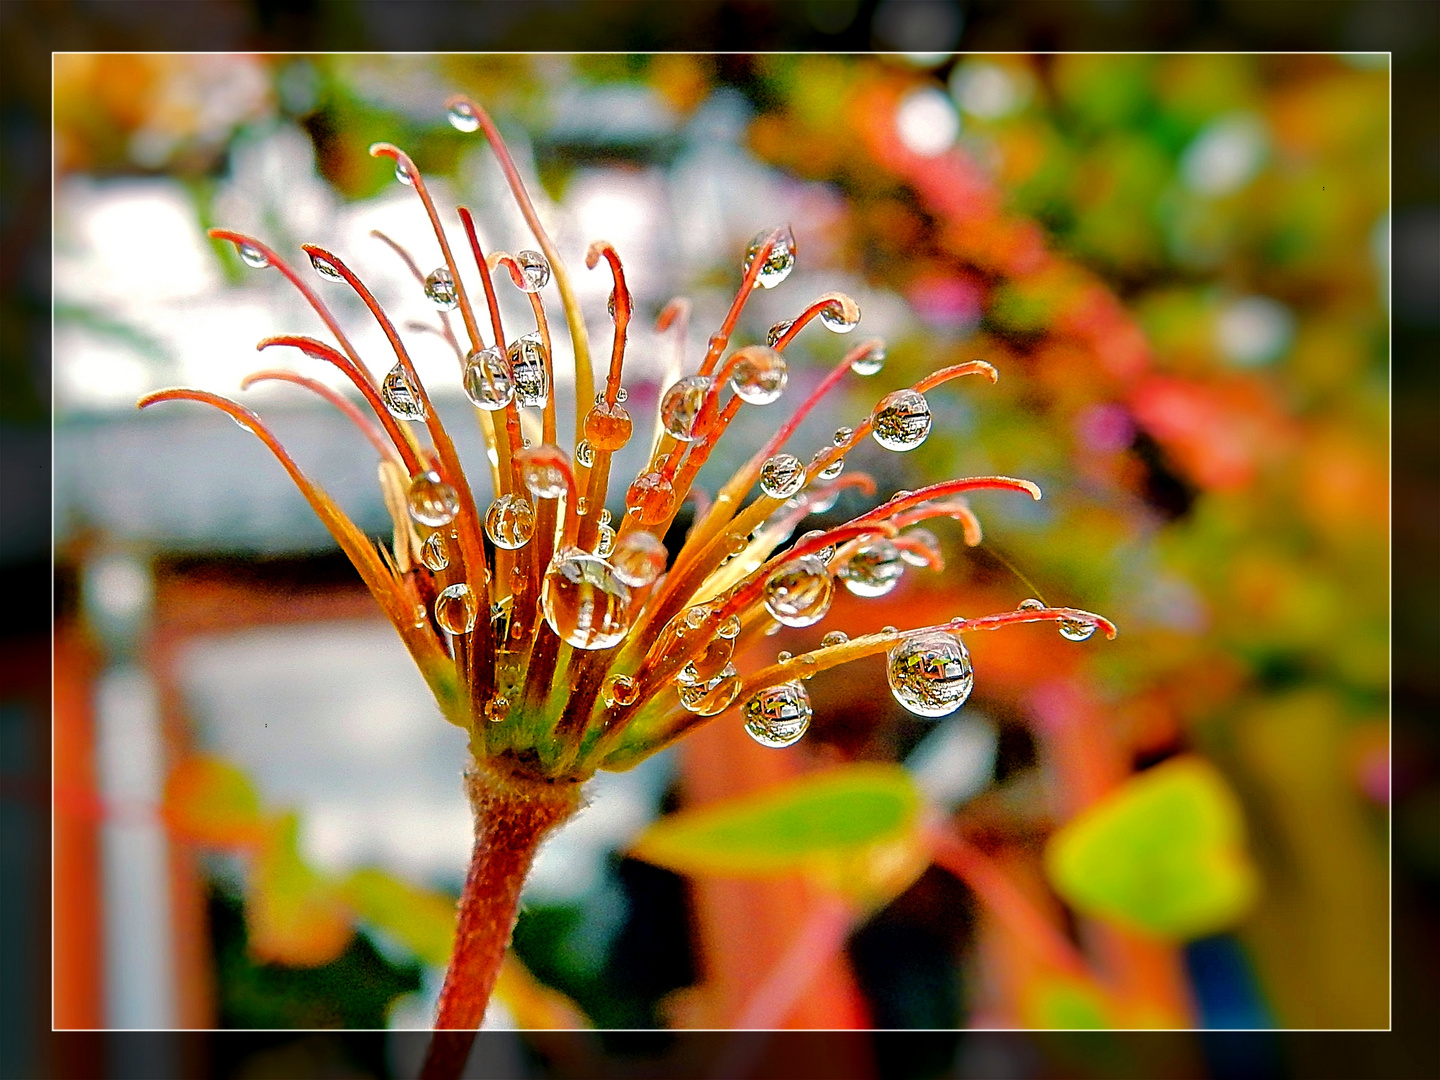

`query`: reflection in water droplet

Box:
[381,364,427,419]
[420,532,449,572]
[625,471,675,526]
[677,664,740,715]
[485,494,536,549]
[576,496,589,517]
[520,460,566,501]
[839,539,906,598]
[763,556,833,627]
[448,100,481,132]
[598,508,613,527]
[871,389,932,451]
[463,347,514,411]
[603,673,639,708]
[611,530,666,586]
[677,636,735,686]
[819,299,860,334]
[424,267,459,310]
[767,319,794,347]
[821,630,850,648]
[851,345,886,376]
[660,376,713,442]
[408,472,460,527]
[514,250,550,291]
[729,347,787,405]
[900,528,941,568]
[238,242,269,269]
[814,450,844,481]
[434,583,479,635]
[309,251,342,280]
[584,398,632,450]
[777,650,793,663]
[1058,617,1097,642]
[394,159,415,186]
[575,440,595,467]
[798,529,836,564]
[759,454,805,499]
[718,614,742,639]
[743,681,812,747]
[594,524,616,557]
[1017,597,1045,612]
[743,225,797,289]
[886,631,973,717]
[484,696,510,723]
[541,550,632,650]
[508,333,549,407]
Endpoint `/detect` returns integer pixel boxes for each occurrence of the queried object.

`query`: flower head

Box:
[139,95,1114,786]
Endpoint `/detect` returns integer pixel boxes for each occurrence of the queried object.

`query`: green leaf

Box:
[1044,755,1259,940]
[339,867,457,969]
[630,764,925,906]
[1023,976,1113,1029]
[247,812,354,967]
[163,755,270,849]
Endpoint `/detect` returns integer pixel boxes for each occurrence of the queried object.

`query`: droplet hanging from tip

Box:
[886,631,973,717]
[407,471,460,527]
[309,251,342,280]
[851,345,886,376]
[447,100,481,133]
[434,583,479,635]
[871,389,932,451]
[743,681,812,747]
[515,250,550,291]
[819,299,860,334]
[743,225,796,289]
[237,242,269,269]
[1058,617,1097,642]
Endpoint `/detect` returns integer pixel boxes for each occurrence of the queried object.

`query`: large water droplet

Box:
[603,673,639,708]
[743,681,812,747]
[515,250,550,292]
[886,631,973,717]
[520,459,566,501]
[381,364,427,421]
[744,225,796,289]
[851,345,886,376]
[763,556,833,627]
[507,333,549,407]
[237,242,269,269]
[420,532,449,572]
[309,251,342,280]
[408,471,460,527]
[447,100,480,132]
[584,398,632,450]
[767,319,794,347]
[660,376,713,442]
[677,664,740,715]
[677,636,735,686]
[541,550,632,650]
[462,347,514,411]
[839,539,906,598]
[611,530,666,587]
[434,583,479,635]
[759,454,805,499]
[729,346,787,405]
[485,494,536,549]
[424,267,458,310]
[625,471,675,526]
[871,389,932,451]
[819,299,860,334]
[1058,617,1097,642]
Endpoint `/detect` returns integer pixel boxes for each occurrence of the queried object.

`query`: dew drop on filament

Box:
[237,242,269,269]
[1058,617,1097,642]
[424,267,459,310]
[871,389,932,451]
[759,454,806,499]
[625,471,675,526]
[819,299,860,334]
[677,664,740,716]
[541,550,632,650]
[462,347,515,411]
[395,159,415,186]
[603,673,639,708]
[851,345,886,376]
[743,225,797,289]
[821,630,850,648]
[434,583,479,635]
[743,681,812,747]
[886,631,973,717]
[763,555,833,628]
[381,364,427,421]
[309,251,342,280]
[408,471,460,527]
[508,333,549,407]
[610,530,667,587]
[659,376,713,442]
[420,532,449,572]
[485,494,536,550]
[1017,597,1046,612]
[447,100,481,132]
[838,539,906,598]
[729,346,788,405]
[515,250,550,291]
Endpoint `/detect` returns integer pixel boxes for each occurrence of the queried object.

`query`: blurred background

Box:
[4,2,1438,1079]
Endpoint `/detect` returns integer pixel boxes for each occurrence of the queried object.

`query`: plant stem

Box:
[421,763,580,1075]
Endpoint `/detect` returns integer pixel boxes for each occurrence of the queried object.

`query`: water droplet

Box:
[677,635,735,686]
[886,631,973,717]
[515,250,550,291]
[462,347,515,411]
[1017,597,1046,612]
[685,605,711,630]
[625,471,675,526]
[759,454,805,499]
[424,267,459,310]
[1058,617,1097,642]
[520,459,566,500]
[615,386,629,403]
[871,389,932,451]
[819,299,860,334]
[541,550,632,650]
[763,556,833,627]
[603,673,639,708]
[434,583,479,635]
[420,532,449,572]
[743,225,796,289]
[777,650,793,663]
[743,681,812,747]
[660,376,713,442]
[839,539,906,598]
[678,664,740,715]
[813,450,844,481]
[408,471,460,527]
[412,603,428,629]
[833,426,855,447]
[851,345,886,376]
[882,624,899,635]
[767,319,794,347]
[395,159,415,186]
[575,440,595,467]
[821,630,850,648]
[611,530,666,587]
[485,494,536,549]
[798,529,836,564]
[718,614,742,639]
[237,242,269,269]
[448,99,481,132]
[595,524,616,557]
[576,496,589,517]
[729,346,787,405]
[486,696,514,724]
[606,288,617,320]
[598,508,613,527]
[900,528,942,568]
[309,251,342,280]
[507,333,549,407]
[584,398,632,450]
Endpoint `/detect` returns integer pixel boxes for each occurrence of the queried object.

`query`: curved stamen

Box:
[575,241,632,552]
[370,228,464,363]
[891,497,982,546]
[239,368,398,464]
[489,249,558,445]
[769,292,861,352]
[696,225,788,377]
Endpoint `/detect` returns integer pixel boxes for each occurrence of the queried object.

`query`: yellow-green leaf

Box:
[246,812,353,967]
[630,764,924,906]
[1044,755,1259,940]
[339,867,457,969]
[163,755,271,849]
